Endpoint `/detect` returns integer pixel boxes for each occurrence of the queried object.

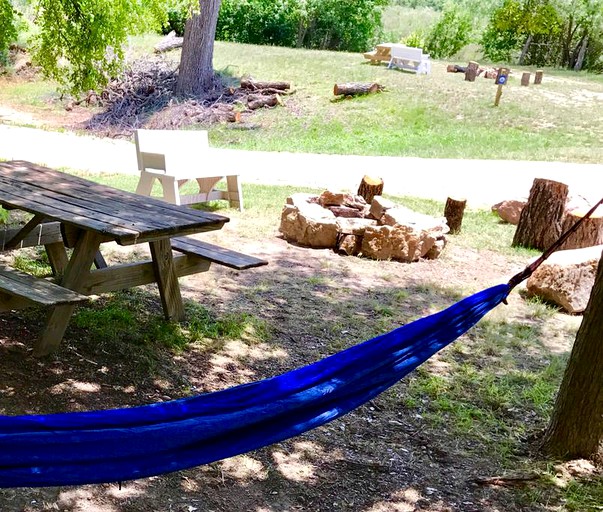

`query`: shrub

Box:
[403,30,426,49]
[161,0,190,37]
[424,4,472,59]
[0,0,19,65]
[216,0,387,52]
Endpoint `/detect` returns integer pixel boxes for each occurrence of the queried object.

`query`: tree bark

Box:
[512,179,568,250]
[357,175,384,204]
[574,33,589,71]
[334,83,383,96]
[557,210,603,250]
[519,34,532,65]
[240,79,290,91]
[464,61,479,82]
[541,249,603,461]
[521,72,531,86]
[176,0,222,97]
[444,197,467,235]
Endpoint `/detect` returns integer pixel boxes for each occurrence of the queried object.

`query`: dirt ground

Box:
[0,218,589,512]
[0,73,600,512]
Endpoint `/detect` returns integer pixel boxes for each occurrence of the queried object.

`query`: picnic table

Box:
[0,160,267,356]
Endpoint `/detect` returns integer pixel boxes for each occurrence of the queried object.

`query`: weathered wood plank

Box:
[81,254,211,295]
[0,221,63,250]
[149,238,185,321]
[0,266,88,306]
[171,237,268,270]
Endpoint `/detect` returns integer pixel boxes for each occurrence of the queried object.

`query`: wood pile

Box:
[84,60,291,137]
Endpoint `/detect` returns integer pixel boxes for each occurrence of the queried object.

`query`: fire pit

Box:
[279,191,449,262]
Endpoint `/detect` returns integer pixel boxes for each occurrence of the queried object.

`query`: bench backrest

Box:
[390,45,425,61]
[135,129,209,173]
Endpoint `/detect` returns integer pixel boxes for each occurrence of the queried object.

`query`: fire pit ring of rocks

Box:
[279,191,450,262]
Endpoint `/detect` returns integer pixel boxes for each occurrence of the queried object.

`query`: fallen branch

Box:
[240,78,290,91]
[474,473,540,487]
[154,31,184,53]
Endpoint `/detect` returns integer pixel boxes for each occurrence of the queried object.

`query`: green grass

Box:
[2,35,603,163]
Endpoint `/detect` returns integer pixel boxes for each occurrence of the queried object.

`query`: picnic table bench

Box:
[387,44,431,75]
[0,160,267,356]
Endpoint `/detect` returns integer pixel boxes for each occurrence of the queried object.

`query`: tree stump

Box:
[512,178,569,250]
[333,83,383,96]
[534,70,543,85]
[464,61,479,82]
[557,209,603,250]
[357,175,384,204]
[444,197,467,234]
[521,72,531,86]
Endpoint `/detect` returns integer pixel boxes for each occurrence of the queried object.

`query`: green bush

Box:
[0,0,19,65]
[424,5,472,59]
[161,1,190,37]
[216,0,387,52]
[403,30,426,48]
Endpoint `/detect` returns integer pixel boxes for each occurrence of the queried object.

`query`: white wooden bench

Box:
[387,45,431,75]
[134,129,244,211]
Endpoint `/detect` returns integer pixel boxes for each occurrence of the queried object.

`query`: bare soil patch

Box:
[0,220,590,511]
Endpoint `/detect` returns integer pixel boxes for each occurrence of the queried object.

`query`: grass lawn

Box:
[1,36,602,163]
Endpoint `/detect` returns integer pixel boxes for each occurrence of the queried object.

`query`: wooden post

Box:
[494,67,509,107]
[357,175,384,204]
[534,70,543,85]
[465,61,479,82]
[512,178,569,250]
[444,197,467,234]
[521,72,531,86]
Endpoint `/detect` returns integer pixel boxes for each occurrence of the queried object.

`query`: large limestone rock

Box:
[492,199,527,224]
[526,245,603,313]
[381,206,449,236]
[362,224,436,262]
[279,204,338,248]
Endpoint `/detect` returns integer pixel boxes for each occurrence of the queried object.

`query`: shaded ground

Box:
[0,217,597,512]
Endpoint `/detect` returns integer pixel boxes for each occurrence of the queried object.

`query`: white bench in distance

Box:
[134,129,244,211]
[387,45,431,75]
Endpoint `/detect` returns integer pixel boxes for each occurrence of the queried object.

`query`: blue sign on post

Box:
[495,68,509,85]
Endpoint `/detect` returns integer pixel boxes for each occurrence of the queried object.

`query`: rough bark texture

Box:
[176,0,222,97]
[534,70,544,85]
[512,179,569,250]
[464,61,479,82]
[240,79,290,91]
[357,175,384,204]
[333,83,383,96]
[521,72,531,86]
[557,211,603,250]
[444,197,467,234]
[541,249,603,460]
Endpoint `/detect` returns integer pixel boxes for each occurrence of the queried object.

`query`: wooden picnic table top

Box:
[0,160,229,246]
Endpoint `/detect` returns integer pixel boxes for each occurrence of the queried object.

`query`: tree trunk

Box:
[574,33,589,71]
[176,0,222,97]
[512,179,568,250]
[333,83,383,96]
[519,34,532,65]
[557,210,603,250]
[357,175,384,204]
[541,249,603,461]
[444,197,467,235]
[464,61,479,82]
[521,72,531,86]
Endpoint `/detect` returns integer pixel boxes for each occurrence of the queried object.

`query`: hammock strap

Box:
[507,196,603,290]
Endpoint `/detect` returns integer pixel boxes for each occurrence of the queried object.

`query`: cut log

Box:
[521,72,531,86]
[557,209,603,250]
[247,94,280,110]
[465,61,479,82]
[240,79,290,91]
[534,70,544,85]
[512,178,569,250]
[154,31,184,53]
[357,175,384,204]
[333,82,384,96]
[447,64,466,73]
[444,197,467,234]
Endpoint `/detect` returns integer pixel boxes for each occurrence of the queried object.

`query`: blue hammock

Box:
[0,284,510,488]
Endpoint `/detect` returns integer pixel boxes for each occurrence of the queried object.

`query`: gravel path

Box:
[1,124,602,207]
